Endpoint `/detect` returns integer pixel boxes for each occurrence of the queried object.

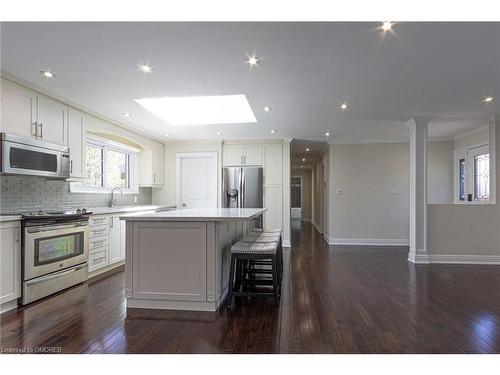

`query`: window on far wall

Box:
[71,136,139,194]
[455,144,490,203]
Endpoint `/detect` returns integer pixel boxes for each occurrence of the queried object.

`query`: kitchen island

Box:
[120,208,266,311]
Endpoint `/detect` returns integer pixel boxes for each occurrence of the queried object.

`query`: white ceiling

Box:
[1,22,499,142]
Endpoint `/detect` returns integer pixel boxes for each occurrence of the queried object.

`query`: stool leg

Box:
[272,255,279,308]
[226,254,236,308]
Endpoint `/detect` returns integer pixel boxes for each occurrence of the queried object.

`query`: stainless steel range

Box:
[22,209,91,305]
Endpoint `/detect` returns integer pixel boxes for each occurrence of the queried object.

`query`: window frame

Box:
[454,142,492,205]
[70,134,140,194]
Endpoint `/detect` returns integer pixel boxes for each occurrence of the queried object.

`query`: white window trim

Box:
[70,134,140,194]
[453,142,494,205]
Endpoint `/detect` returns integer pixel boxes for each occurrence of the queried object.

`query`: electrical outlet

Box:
[134,196,138,203]
[336,187,343,195]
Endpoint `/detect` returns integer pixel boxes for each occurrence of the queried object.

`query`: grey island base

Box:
[120,208,267,312]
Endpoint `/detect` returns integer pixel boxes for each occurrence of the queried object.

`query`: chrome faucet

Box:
[109,187,124,207]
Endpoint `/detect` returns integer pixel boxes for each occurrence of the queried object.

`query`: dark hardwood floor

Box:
[1,222,499,353]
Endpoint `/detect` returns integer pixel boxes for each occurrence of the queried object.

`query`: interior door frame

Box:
[176,152,218,209]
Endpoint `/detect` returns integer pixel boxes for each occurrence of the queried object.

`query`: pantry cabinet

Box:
[67,108,87,179]
[263,185,283,230]
[0,221,21,305]
[263,143,283,185]
[0,79,68,146]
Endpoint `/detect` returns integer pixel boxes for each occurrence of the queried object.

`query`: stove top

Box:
[22,208,92,220]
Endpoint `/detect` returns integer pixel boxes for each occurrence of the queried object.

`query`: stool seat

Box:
[240,235,280,243]
[251,228,282,234]
[231,241,278,255]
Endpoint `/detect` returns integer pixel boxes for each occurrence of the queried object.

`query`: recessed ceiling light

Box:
[135,95,257,126]
[216,132,222,136]
[270,129,276,134]
[138,64,153,73]
[483,96,494,103]
[264,105,272,113]
[305,148,310,152]
[300,165,304,168]
[379,21,395,32]
[325,132,331,137]
[246,55,261,67]
[165,133,169,137]
[122,112,131,118]
[40,70,55,79]
[338,102,350,112]
[302,158,306,162]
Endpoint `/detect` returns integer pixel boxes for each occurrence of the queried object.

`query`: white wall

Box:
[428,141,454,204]
[326,141,454,244]
[328,143,410,244]
[152,141,222,207]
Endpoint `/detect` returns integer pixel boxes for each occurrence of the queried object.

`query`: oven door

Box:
[1,139,69,178]
[24,222,89,280]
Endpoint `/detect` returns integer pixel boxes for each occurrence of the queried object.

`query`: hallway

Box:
[1,223,499,353]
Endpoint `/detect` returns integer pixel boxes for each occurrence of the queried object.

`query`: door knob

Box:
[182,203,186,207]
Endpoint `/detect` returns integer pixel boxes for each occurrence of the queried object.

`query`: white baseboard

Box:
[0,299,18,315]
[408,251,430,264]
[282,240,291,248]
[327,237,409,246]
[311,220,323,234]
[428,254,500,265]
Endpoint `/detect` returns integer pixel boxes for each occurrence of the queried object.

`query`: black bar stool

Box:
[226,240,280,307]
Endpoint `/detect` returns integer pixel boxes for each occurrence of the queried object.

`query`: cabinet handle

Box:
[70,160,73,173]
[91,239,107,247]
[153,173,156,183]
[39,123,43,138]
[32,122,38,137]
[93,257,106,265]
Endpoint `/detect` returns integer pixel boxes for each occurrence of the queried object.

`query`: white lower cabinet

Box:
[0,221,21,306]
[109,216,125,264]
[88,214,125,274]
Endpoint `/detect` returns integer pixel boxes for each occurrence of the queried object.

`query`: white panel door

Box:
[0,222,21,304]
[263,185,283,230]
[176,152,218,209]
[37,95,68,145]
[263,143,283,185]
[0,80,37,137]
[68,108,87,179]
[224,144,244,166]
[244,144,263,165]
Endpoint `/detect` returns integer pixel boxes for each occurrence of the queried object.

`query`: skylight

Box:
[134,94,257,126]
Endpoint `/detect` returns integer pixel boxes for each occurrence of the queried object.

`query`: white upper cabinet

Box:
[263,143,282,185]
[244,144,263,165]
[223,143,263,166]
[139,141,165,187]
[1,80,37,137]
[224,144,245,165]
[37,95,68,145]
[67,108,87,179]
[0,79,68,145]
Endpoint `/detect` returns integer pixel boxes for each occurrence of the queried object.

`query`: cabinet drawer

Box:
[89,249,108,272]
[89,216,109,227]
[89,225,109,239]
[89,235,109,250]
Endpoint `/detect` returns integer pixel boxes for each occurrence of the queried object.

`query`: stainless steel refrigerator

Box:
[223,167,263,227]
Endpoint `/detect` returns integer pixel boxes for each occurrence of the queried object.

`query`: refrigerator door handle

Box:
[241,168,245,208]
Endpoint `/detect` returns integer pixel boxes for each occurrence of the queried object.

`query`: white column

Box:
[282,138,292,247]
[407,117,430,264]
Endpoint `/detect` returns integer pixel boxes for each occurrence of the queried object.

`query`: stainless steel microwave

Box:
[0,133,70,179]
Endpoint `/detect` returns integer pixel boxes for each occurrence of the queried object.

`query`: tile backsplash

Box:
[0,175,152,213]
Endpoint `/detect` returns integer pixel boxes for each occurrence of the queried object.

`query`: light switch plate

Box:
[134,196,138,203]
[336,188,343,195]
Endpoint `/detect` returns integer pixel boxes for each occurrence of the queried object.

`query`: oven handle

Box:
[24,265,86,286]
[26,223,88,233]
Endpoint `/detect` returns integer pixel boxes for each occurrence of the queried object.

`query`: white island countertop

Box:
[120,207,266,222]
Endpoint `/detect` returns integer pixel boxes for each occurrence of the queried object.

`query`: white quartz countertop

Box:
[0,215,22,222]
[120,208,267,222]
[89,205,176,215]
